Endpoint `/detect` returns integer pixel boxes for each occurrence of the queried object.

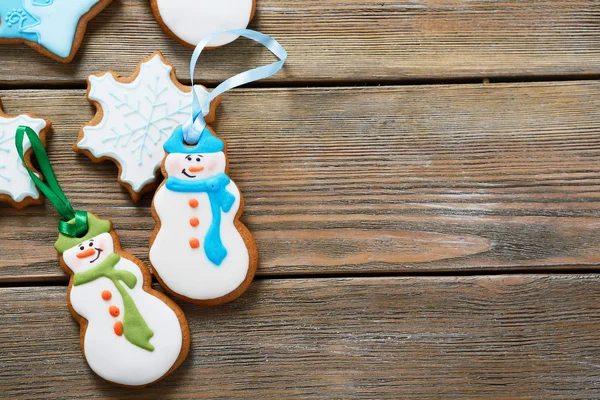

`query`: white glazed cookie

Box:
[150,126,258,306]
[75,52,220,202]
[0,98,51,209]
[151,0,256,48]
[56,213,190,387]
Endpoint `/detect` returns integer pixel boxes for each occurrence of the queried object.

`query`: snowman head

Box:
[165,152,226,180]
[61,233,114,273]
[163,125,226,180]
[55,213,114,273]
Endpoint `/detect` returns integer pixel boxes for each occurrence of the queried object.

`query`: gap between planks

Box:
[3,73,600,91]
[4,268,600,289]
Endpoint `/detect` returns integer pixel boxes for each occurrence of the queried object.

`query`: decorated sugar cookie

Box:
[149,30,287,305]
[150,125,257,305]
[15,127,190,387]
[0,98,51,208]
[0,0,113,63]
[151,0,256,48]
[58,214,189,387]
[75,52,220,202]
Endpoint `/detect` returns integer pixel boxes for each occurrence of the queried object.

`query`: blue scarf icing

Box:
[165,173,235,265]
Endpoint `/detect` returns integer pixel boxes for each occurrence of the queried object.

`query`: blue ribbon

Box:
[182,29,288,145]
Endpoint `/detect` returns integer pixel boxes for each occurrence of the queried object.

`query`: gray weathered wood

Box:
[2,276,600,399]
[2,82,600,281]
[0,0,598,84]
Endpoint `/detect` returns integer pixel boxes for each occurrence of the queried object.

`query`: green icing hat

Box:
[54,213,112,254]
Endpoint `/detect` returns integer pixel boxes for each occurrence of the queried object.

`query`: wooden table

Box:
[1,1,600,398]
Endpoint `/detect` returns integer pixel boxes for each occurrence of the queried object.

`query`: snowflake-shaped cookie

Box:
[76,52,220,201]
[0,0,113,63]
[0,99,50,208]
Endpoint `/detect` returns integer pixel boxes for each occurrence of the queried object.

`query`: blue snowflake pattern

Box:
[101,76,191,166]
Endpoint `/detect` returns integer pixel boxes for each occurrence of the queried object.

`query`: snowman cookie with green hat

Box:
[56,213,190,386]
[15,125,190,387]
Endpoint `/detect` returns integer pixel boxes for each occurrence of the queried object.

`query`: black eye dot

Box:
[89,242,93,247]
[196,157,201,162]
[79,246,84,251]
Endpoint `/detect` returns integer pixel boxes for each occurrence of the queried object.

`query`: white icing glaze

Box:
[150,152,250,300]
[0,113,46,203]
[78,54,210,194]
[155,0,254,47]
[63,232,184,386]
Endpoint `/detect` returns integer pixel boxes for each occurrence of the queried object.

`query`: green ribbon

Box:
[15,125,88,237]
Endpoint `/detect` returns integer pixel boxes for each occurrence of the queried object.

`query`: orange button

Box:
[190,217,199,227]
[189,198,199,208]
[189,238,200,249]
[101,290,112,301]
[114,321,123,336]
[109,305,120,317]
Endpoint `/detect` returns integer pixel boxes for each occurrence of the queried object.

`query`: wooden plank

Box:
[1,275,600,398]
[0,0,598,84]
[1,81,600,281]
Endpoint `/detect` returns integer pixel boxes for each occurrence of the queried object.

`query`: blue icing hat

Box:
[164,126,224,154]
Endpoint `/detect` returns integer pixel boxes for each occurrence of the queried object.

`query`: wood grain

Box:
[2,275,600,399]
[0,0,598,84]
[2,81,600,281]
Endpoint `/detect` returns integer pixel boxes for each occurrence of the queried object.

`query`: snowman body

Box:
[151,177,249,300]
[63,232,183,386]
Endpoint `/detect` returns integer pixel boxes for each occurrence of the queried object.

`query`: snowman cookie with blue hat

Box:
[149,29,286,305]
[150,125,257,304]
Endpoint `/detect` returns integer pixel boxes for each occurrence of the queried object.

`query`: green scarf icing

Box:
[73,253,155,352]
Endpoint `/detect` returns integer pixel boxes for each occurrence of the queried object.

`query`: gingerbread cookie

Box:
[147,29,287,305]
[0,98,51,209]
[149,126,258,305]
[151,0,256,48]
[56,213,190,387]
[0,0,113,63]
[75,52,220,202]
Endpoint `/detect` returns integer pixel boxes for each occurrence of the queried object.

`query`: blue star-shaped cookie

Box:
[0,0,113,63]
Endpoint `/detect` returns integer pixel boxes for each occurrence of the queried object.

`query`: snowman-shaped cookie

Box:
[56,213,189,386]
[151,0,256,48]
[150,126,257,305]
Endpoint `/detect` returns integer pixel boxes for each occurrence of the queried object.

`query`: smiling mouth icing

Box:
[90,248,103,263]
[182,169,196,178]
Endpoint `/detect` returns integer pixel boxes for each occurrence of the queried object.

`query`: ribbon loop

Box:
[182,29,288,145]
[58,210,89,238]
[15,126,88,237]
